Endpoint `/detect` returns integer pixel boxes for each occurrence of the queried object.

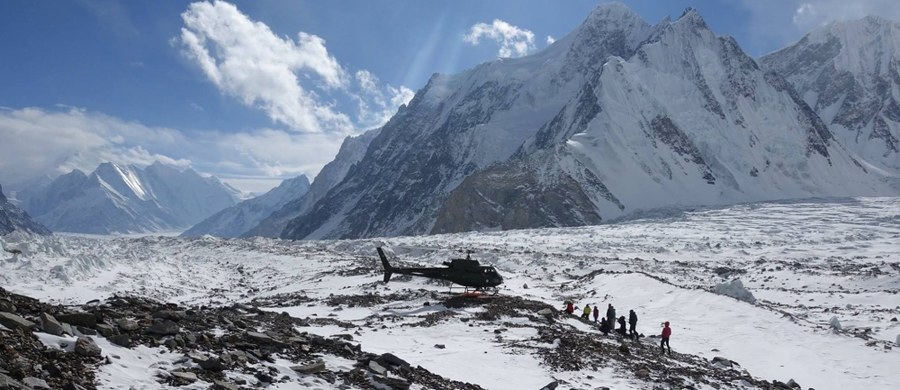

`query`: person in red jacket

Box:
[564,301,574,315]
[660,321,672,354]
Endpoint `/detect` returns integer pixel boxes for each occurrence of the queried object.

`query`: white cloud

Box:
[791,0,900,30]
[546,35,556,45]
[0,107,346,194]
[0,107,190,187]
[464,19,536,58]
[353,70,415,128]
[179,0,352,133]
[739,0,900,54]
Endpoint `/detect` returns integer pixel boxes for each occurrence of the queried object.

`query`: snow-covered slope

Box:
[761,16,900,172]
[181,175,310,238]
[245,129,380,238]
[2,197,897,389]
[284,4,898,240]
[22,162,240,234]
[0,183,50,236]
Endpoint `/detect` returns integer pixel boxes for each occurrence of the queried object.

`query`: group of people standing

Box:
[564,301,672,354]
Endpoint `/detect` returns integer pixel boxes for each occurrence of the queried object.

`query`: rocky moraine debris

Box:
[1,285,811,389]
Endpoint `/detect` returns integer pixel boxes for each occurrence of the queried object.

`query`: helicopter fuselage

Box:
[377,247,503,289]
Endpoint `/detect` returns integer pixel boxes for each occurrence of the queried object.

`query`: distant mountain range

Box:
[11,4,900,240]
[0,183,51,235]
[269,4,899,240]
[19,162,240,234]
[180,175,310,238]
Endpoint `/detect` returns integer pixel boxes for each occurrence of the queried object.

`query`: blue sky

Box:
[1,0,898,194]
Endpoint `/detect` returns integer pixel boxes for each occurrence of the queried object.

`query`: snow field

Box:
[1,197,898,389]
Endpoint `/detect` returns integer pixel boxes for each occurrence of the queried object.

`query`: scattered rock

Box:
[115,318,139,331]
[55,312,97,328]
[0,299,15,313]
[371,375,411,389]
[95,324,116,337]
[74,337,102,357]
[711,356,739,369]
[212,380,239,390]
[246,331,279,345]
[368,360,387,376]
[146,320,179,335]
[786,378,801,388]
[39,313,64,336]
[291,360,325,374]
[170,370,197,384]
[635,368,650,379]
[154,310,187,321]
[0,312,37,331]
[22,377,51,389]
[539,380,558,390]
[618,343,630,355]
[434,344,446,349]
[108,334,131,347]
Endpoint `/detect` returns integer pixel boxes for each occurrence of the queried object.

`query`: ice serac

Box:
[21,162,240,234]
[181,175,310,238]
[244,129,380,238]
[0,184,51,235]
[761,16,900,172]
[283,5,898,239]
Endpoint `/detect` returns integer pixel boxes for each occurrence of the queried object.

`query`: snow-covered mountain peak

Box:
[761,15,900,171]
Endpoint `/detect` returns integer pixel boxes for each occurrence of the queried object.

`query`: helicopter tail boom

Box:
[376,247,393,283]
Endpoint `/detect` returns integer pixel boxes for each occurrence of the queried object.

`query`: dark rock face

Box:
[432,156,603,234]
[0,183,52,236]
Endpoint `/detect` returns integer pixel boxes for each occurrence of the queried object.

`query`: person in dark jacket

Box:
[660,321,672,354]
[599,317,610,335]
[617,316,627,336]
[628,310,638,340]
[592,305,599,323]
[606,304,615,328]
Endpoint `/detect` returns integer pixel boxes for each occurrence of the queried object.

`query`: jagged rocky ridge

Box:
[761,16,900,172]
[0,184,50,236]
[282,4,898,240]
[181,175,310,238]
[0,286,806,390]
[20,162,240,234]
[245,129,380,238]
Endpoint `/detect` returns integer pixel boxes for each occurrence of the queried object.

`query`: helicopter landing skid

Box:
[451,285,500,297]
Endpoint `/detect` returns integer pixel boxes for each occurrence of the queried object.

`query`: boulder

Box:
[786,378,801,388]
[0,373,26,389]
[96,324,116,337]
[368,360,387,376]
[170,371,197,384]
[116,318,139,331]
[154,310,187,321]
[22,377,51,389]
[40,313,64,336]
[434,344,446,349]
[635,368,650,379]
[618,343,630,355]
[0,299,14,313]
[540,381,559,390]
[711,279,756,304]
[108,334,131,347]
[56,312,97,328]
[371,375,410,390]
[246,331,279,345]
[711,356,739,368]
[291,361,326,374]
[212,380,238,390]
[375,353,409,368]
[0,312,37,331]
[146,320,180,335]
[74,336,102,357]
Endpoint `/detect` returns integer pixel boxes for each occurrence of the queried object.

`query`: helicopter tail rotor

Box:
[376,247,393,283]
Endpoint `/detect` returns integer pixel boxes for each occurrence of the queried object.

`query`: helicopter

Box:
[376,247,504,295]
